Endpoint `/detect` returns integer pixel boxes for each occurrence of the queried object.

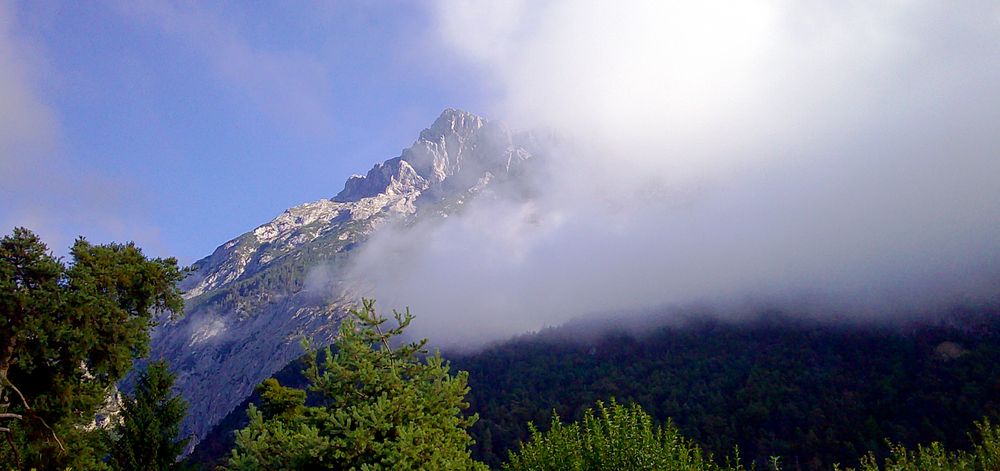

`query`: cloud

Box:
[436,0,1000,183]
[348,0,1000,347]
[0,3,165,256]
[0,1,57,184]
[112,0,336,136]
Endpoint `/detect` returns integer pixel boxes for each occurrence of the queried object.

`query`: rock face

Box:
[142,109,535,447]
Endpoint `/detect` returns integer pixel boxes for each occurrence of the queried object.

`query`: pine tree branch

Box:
[374,320,394,357]
[365,300,396,372]
[4,430,21,470]
[0,371,65,452]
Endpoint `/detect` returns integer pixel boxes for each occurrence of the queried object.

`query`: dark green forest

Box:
[192,306,1000,470]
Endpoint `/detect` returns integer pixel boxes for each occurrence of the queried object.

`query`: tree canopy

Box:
[227,299,486,470]
[0,227,184,469]
[107,360,189,471]
[504,400,741,471]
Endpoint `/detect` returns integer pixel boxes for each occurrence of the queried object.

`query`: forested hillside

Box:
[456,308,1000,469]
[192,305,1000,470]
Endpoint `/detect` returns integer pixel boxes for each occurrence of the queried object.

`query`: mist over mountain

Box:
[144,3,1000,448]
[144,109,543,446]
[151,105,998,453]
[351,0,1000,346]
[9,1,1000,468]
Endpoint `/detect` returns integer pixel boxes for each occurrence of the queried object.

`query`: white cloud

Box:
[349,0,1000,347]
[0,2,165,255]
[0,1,57,184]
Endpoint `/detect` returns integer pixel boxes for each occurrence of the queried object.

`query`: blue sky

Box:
[1,1,491,263]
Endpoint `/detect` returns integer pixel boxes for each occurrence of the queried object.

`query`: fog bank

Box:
[348,1,1000,347]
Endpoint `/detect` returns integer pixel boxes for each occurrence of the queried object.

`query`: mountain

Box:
[143,109,536,446]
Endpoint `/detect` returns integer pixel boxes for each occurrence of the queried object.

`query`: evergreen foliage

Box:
[839,419,1000,471]
[504,400,749,471]
[0,227,184,469]
[107,360,189,470]
[227,299,486,470]
[256,378,307,422]
[452,313,1000,469]
[503,401,1000,471]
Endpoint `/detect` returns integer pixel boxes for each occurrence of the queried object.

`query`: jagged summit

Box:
[334,109,484,202]
[147,108,537,446]
[334,158,428,203]
[421,108,486,141]
[334,108,525,202]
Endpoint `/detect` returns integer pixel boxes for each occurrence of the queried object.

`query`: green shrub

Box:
[504,400,753,471]
[839,419,1000,471]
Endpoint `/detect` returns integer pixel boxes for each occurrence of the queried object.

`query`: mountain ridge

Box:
[142,108,536,446]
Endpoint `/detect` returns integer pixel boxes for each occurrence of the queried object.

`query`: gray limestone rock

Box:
[138,109,538,449]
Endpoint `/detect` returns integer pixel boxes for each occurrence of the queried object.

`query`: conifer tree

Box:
[0,227,184,469]
[108,360,189,471]
[227,299,486,470]
[503,401,752,471]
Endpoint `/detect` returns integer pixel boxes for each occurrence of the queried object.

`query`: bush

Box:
[841,419,1000,471]
[504,400,753,471]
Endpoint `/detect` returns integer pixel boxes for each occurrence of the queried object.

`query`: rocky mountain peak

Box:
[334,158,428,203]
[420,108,486,141]
[147,108,537,447]
[335,109,526,202]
